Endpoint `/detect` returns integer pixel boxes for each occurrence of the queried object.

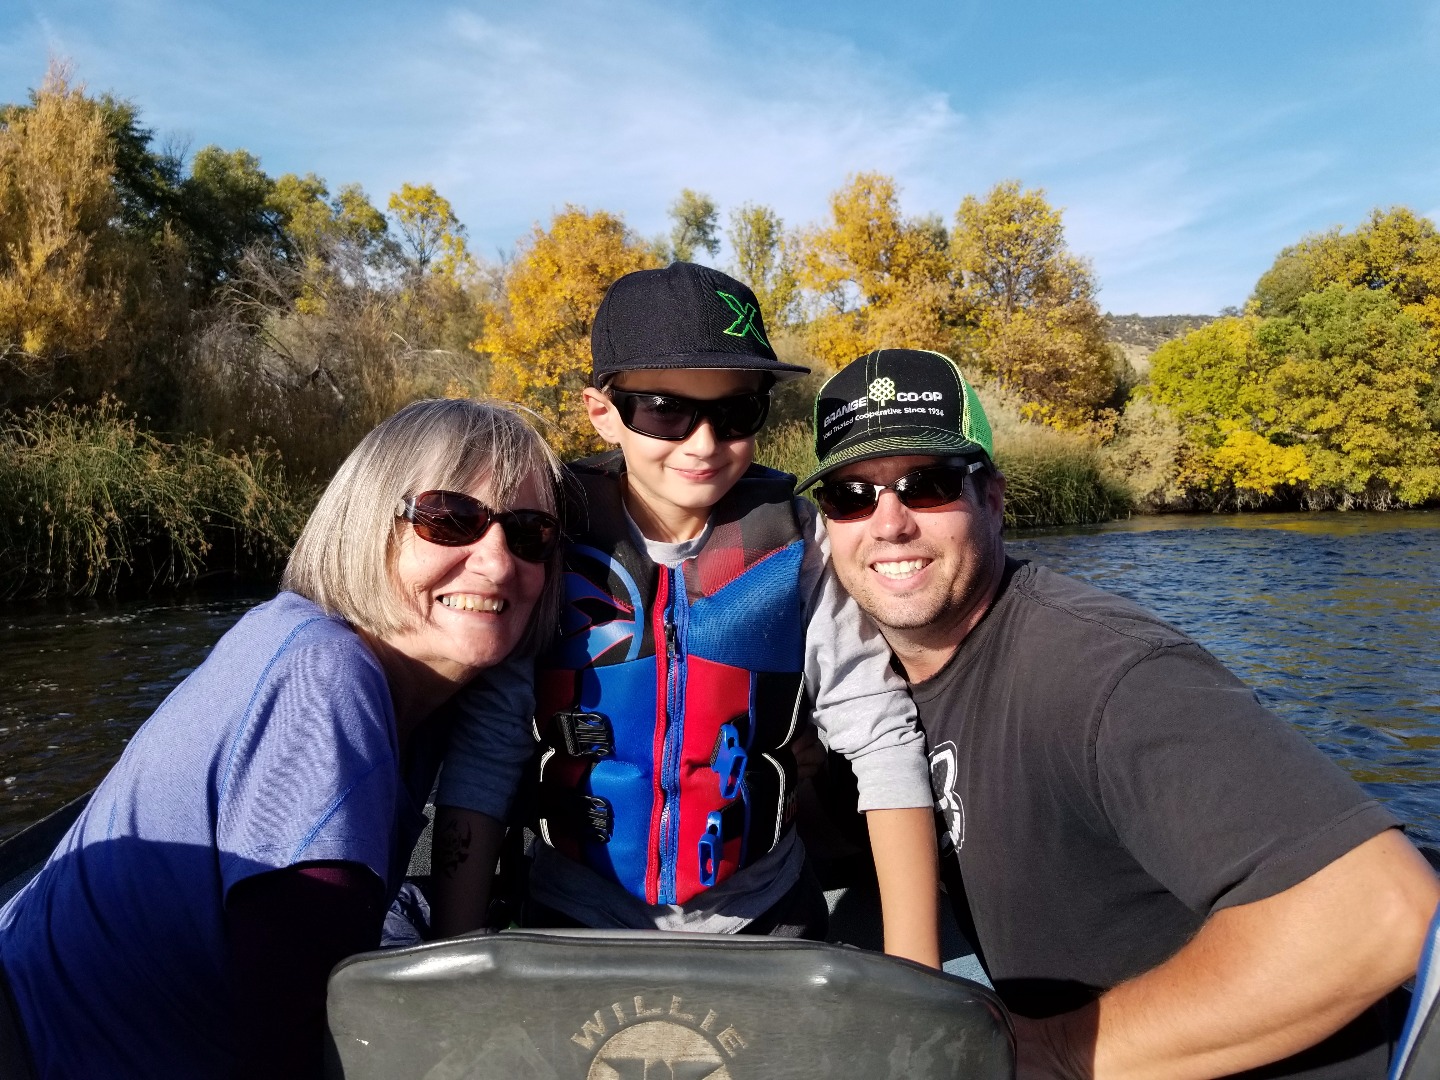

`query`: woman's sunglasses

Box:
[814,458,986,522]
[397,490,561,563]
[606,387,771,442]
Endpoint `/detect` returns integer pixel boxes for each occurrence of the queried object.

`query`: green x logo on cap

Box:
[716,290,769,347]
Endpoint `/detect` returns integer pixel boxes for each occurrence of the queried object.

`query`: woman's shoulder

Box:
[212,592,382,689]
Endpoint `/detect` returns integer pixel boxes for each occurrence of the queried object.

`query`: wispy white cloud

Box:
[2,0,1437,314]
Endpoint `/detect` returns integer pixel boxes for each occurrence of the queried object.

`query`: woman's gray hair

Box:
[282,398,563,656]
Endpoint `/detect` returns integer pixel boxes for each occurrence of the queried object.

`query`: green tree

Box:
[1252,208,1440,334]
[1261,284,1440,505]
[179,145,284,291]
[954,181,1115,429]
[727,202,799,328]
[668,188,720,263]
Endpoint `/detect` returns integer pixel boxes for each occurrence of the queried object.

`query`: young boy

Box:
[435,263,939,965]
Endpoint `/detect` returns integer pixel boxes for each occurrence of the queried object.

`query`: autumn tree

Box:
[0,66,126,405]
[727,202,799,329]
[668,189,720,264]
[954,181,1115,429]
[477,207,662,456]
[1147,316,1309,504]
[1262,285,1440,505]
[795,172,961,369]
[388,183,473,280]
[1252,207,1440,347]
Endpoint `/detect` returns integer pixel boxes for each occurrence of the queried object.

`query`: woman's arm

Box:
[867,806,942,968]
[225,861,385,1078]
[430,807,506,937]
[431,656,537,935]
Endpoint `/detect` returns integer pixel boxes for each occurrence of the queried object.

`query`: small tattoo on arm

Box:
[435,818,472,879]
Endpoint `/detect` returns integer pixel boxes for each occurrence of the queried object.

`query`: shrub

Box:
[0,399,310,597]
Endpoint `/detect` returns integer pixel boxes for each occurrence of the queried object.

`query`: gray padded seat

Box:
[326,929,1013,1079]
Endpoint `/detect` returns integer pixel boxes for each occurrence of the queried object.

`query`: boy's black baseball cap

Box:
[799,349,994,491]
[591,262,810,385]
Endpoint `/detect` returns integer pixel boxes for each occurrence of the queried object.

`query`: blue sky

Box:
[4,0,1439,314]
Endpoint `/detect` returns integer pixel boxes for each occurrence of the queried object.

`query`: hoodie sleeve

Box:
[796,499,933,812]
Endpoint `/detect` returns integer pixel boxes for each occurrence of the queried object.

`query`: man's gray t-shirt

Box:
[913,559,1402,1078]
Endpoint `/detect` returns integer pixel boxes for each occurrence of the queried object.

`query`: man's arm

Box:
[1018,828,1440,1080]
[430,806,506,937]
[867,806,942,968]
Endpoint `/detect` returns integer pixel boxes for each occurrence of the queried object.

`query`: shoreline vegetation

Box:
[4,66,1438,598]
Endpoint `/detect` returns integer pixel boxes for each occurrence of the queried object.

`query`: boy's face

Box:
[583,368,765,537]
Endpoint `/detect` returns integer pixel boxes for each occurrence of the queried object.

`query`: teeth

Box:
[440,594,505,613]
[873,559,928,578]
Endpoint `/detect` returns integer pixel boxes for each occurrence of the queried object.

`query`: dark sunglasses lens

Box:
[622,395,698,440]
[895,468,968,509]
[816,482,880,522]
[713,393,769,439]
[499,511,560,563]
[409,491,487,545]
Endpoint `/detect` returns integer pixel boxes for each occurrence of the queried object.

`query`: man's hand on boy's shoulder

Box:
[789,723,825,782]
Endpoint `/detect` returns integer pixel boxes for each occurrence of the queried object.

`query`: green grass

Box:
[0,400,313,598]
[997,447,1132,529]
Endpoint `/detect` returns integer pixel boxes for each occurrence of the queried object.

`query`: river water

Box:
[1,512,1437,848]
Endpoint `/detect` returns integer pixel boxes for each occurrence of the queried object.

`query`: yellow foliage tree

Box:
[954,181,1115,430]
[1205,423,1311,503]
[388,182,474,281]
[0,65,124,402]
[476,206,662,457]
[795,173,960,369]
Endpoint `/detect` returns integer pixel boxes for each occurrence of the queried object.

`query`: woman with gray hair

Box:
[0,398,562,1079]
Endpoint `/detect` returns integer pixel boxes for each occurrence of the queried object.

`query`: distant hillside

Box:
[1105,313,1218,375]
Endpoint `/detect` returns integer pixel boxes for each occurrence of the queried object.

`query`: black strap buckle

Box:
[554,711,614,758]
[579,794,613,843]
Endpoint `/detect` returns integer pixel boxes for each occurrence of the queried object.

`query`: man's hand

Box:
[788,723,826,782]
[1013,829,1440,1080]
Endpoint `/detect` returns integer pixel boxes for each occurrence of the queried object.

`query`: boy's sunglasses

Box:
[815,458,986,522]
[607,387,771,442]
[397,490,561,563]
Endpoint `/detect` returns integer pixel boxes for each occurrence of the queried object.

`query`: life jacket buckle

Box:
[554,710,614,758]
[711,723,748,799]
[580,794,613,844]
[697,811,724,887]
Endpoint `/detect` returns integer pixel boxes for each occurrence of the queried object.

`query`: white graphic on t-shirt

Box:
[928,740,965,854]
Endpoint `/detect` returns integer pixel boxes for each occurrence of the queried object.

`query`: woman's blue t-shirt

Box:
[0,592,434,1078]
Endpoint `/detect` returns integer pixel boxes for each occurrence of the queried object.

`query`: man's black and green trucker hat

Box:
[799,349,994,491]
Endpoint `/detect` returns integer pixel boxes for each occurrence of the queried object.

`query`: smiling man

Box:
[801,348,1440,1080]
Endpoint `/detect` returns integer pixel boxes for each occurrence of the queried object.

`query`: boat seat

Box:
[326,929,1013,1079]
[1391,900,1440,1080]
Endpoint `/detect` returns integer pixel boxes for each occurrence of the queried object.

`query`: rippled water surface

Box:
[0,587,266,842]
[1,511,1437,847]
[1011,512,1440,846]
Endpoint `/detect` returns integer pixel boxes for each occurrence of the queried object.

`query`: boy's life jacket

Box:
[533,451,808,906]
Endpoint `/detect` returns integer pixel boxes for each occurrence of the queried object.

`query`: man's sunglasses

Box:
[396,490,561,563]
[606,387,771,442]
[814,459,986,522]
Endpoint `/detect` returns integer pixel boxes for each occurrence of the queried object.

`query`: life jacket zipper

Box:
[657,565,687,904]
